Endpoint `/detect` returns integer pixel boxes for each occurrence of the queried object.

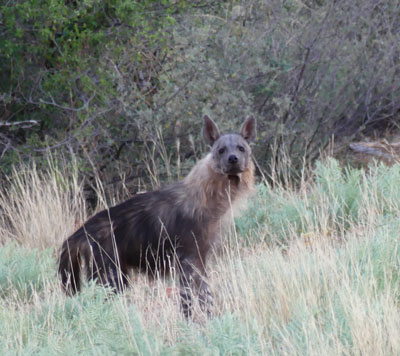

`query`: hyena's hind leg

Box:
[179,257,213,318]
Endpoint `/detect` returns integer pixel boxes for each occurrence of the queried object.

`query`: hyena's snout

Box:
[228,154,238,164]
[224,152,246,175]
[227,154,241,173]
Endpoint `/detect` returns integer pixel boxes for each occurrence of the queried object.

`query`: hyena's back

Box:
[59,183,210,293]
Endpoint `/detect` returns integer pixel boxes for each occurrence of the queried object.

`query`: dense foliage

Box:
[0,0,219,178]
[1,0,400,188]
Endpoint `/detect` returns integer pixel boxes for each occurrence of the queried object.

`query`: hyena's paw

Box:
[199,284,214,317]
[179,286,193,319]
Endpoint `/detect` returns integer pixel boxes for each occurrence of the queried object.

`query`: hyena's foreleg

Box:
[179,258,213,318]
[198,275,213,314]
[88,245,129,292]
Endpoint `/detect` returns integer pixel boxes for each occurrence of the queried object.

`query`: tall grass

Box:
[0,159,399,355]
[0,159,87,249]
[236,158,400,246]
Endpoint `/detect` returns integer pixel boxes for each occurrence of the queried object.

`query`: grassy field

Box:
[0,159,399,355]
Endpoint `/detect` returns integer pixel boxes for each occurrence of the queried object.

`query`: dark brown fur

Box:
[58,116,256,317]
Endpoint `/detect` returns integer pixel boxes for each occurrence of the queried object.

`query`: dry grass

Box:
[0,160,87,250]
[0,159,399,355]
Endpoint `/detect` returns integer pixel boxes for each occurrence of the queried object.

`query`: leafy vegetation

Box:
[0,242,54,301]
[1,0,400,189]
[236,158,400,245]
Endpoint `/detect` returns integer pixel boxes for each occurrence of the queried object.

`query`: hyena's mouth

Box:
[224,167,243,175]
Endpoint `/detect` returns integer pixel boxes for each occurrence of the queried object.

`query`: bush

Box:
[236,158,400,246]
[2,0,400,189]
[0,0,220,183]
[0,243,55,301]
[175,313,264,355]
[0,283,165,355]
[144,0,400,177]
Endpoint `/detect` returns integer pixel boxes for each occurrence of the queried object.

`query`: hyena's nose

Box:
[228,155,238,164]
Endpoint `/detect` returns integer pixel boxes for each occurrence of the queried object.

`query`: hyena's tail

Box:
[58,236,83,295]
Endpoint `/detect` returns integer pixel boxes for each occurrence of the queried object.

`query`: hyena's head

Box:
[203,115,256,176]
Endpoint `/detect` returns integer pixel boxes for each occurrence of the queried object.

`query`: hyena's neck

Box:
[182,153,255,219]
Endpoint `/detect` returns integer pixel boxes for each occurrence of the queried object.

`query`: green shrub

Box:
[0,285,165,355]
[174,313,264,355]
[0,243,55,301]
[236,158,400,246]
[2,0,400,189]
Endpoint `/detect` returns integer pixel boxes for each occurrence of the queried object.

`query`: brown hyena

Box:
[58,115,256,317]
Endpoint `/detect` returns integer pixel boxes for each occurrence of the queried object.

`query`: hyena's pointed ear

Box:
[203,115,220,146]
[240,116,257,143]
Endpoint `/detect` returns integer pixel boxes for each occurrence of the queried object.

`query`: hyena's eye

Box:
[237,145,245,152]
[218,147,225,154]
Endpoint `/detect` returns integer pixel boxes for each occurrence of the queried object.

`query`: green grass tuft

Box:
[0,242,55,301]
